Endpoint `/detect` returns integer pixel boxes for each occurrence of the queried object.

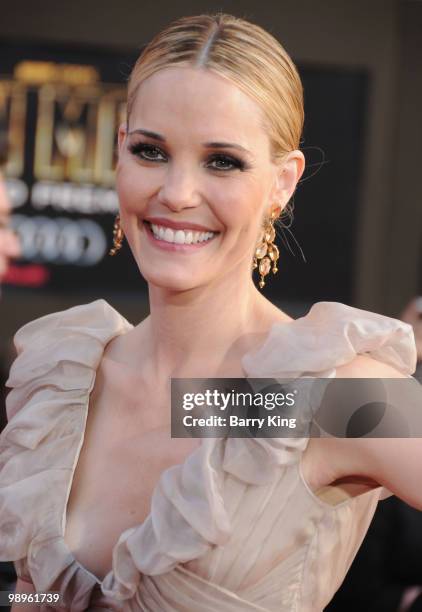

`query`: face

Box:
[116,66,303,292]
[0,173,21,282]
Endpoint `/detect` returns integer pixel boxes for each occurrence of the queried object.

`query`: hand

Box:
[401,297,422,362]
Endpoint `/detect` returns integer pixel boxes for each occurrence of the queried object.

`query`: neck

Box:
[139,271,282,379]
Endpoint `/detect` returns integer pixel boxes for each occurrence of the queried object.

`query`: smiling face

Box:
[116,66,301,293]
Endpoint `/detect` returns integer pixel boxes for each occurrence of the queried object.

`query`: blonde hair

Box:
[127,13,304,162]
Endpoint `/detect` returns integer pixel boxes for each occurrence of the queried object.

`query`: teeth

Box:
[163,227,173,242]
[149,223,215,245]
[174,230,185,244]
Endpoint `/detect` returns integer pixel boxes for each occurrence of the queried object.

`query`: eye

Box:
[207,154,246,172]
[128,142,167,162]
[127,143,247,172]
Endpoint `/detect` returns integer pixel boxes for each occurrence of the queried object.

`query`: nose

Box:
[157,164,202,212]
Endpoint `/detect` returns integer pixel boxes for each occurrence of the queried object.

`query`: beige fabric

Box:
[0,299,417,611]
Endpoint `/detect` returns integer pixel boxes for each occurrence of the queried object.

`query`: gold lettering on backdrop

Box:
[1,60,126,186]
[35,83,116,183]
[96,92,127,186]
[0,81,26,177]
[35,81,126,185]
[35,84,63,181]
[14,61,99,86]
[53,85,97,183]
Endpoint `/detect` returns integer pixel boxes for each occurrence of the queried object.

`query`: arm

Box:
[11,578,39,612]
[320,354,422,511]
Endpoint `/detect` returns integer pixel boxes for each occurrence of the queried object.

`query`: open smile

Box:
[142,220,220,252]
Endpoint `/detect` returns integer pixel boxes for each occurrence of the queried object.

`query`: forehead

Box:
[130,66,269,147]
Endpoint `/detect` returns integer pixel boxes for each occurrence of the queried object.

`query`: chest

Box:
[63,371,200,581]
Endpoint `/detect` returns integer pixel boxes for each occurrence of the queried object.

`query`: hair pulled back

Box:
[127,13,304,163]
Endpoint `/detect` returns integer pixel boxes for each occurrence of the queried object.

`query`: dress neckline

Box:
[45,298,417,590]
[60,309,295,585]
[61,322,135,585]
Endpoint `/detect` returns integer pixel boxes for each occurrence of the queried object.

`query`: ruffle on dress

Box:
[0,299,417,610]
[241,301,416,378]
[0,301,133,609]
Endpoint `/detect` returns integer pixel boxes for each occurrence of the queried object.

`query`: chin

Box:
[140,268,206,292]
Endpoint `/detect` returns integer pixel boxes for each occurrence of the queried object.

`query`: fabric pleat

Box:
[0,299,417,611]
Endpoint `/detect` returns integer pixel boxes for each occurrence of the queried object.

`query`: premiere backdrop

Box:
[1,40,368,303]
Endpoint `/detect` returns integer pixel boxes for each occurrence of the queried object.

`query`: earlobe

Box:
[271,202,283,218]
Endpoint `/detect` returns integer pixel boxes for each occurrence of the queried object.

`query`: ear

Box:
[270,150,305,214]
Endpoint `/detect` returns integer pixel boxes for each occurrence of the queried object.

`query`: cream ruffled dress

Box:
[0,300,417,611]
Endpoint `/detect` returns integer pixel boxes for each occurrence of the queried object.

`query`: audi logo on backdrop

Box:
[11,215,107,266]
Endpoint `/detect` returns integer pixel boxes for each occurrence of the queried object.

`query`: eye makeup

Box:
[127,141,251,172]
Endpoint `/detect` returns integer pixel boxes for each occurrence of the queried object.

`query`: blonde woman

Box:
[1,13,421,612]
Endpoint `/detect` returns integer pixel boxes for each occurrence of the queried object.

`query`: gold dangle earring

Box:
[109,214,124,256]
[252,208,280,289]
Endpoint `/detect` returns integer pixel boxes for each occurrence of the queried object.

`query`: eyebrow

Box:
[128,129,252,155]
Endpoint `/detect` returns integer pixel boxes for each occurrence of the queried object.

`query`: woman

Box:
[1,13,421,612]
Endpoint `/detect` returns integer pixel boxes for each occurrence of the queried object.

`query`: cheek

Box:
[219,187,265,235]
[214,193,264,262]
[212,180,261,221]
[115,163,156,214]
[115,167,136,213]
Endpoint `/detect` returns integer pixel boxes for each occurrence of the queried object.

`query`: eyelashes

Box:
[127,142,248,172]
[128,143,166,162]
